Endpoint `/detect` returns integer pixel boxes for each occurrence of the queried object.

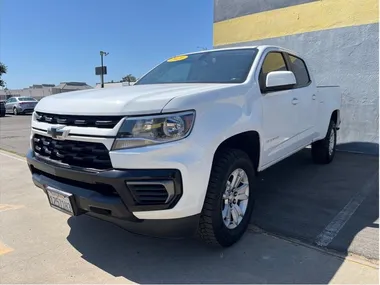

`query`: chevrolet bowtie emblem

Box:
[47,126,70,140]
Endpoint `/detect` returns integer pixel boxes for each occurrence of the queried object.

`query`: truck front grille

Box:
[33,134,112,169]
[35,112,124,128]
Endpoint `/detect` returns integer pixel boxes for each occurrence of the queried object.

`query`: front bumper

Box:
[26,150,200,238]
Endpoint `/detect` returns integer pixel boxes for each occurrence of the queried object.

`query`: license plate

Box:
[46,186,75,215]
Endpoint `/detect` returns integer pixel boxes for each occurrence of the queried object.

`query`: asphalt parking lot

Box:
[0,114,379,283]
[0,114,32,156]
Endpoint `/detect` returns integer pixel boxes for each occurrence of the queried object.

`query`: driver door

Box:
[259,51,301,168]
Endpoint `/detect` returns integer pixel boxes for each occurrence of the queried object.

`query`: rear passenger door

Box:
[259,51,300,167]
[284,53,317,147]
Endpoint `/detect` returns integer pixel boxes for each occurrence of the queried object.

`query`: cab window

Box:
[287,54,311,87]
[259,52,288,92]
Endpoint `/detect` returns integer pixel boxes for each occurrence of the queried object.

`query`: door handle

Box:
[312,94,316,100]
[292,98,299,105]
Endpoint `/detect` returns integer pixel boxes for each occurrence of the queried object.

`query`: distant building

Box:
[94,81,135,89]
[0,82,93,101]
[52,82,93,94]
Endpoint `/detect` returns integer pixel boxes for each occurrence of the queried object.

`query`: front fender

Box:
[163,85,263,209]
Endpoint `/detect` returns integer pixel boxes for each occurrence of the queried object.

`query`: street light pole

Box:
[100,51,109,88]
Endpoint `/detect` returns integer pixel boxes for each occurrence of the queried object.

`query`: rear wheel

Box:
[197,148,255,247]
[311,120,336,164]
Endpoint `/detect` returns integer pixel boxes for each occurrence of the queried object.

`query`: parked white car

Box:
[5,96,38,115]
[27,45,341,247]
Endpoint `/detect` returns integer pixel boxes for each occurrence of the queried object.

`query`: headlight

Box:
[112,110,195,150]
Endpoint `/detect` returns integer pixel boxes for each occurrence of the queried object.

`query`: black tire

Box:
[13,107,18,116]
[197,148,256,247]
[311,120,336,164]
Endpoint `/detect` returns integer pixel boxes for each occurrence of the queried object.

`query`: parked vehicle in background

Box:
[5,96,38,115]
[26,45,342,247]
[0,101,5,117]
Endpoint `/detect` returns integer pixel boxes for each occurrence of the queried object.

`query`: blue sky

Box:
[1,0,213,88]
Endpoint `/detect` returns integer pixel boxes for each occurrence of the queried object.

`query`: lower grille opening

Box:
[128,183,169,205]
[89,206,112,216]
[32,167,118,197]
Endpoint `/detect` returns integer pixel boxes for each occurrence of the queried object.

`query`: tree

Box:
[121,74,137,85]
[0,62,7,88]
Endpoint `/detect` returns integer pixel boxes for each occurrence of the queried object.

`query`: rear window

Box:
[288,54,311,87]
[18,97,37,102]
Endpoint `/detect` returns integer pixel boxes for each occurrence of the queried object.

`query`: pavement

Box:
[0,114,379,283]
[0,114,31,156]
[253,149,379,261]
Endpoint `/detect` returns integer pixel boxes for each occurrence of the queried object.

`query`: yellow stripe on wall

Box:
[214,0,379,46]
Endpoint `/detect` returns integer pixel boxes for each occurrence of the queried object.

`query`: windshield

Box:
[135,48,258,85]
[18,97,37,102]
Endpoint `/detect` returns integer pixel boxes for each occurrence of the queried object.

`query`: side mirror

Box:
[265,71,296,92]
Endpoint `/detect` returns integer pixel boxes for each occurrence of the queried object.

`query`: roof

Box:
[54,82,93,90]
[30,84,56,88]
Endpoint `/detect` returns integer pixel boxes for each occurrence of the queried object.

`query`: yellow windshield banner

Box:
[167,55,188,62]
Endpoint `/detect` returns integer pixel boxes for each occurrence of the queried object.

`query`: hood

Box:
[35,83,234,116]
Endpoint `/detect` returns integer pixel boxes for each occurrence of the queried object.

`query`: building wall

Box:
[214,0,379,154]
[94,82,135,89]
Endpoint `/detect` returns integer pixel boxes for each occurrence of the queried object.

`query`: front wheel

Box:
[13,107,18,116]
[311,120,336,164]
[197,148,255,247]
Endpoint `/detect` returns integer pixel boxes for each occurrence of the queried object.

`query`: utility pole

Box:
[100,51,109,88]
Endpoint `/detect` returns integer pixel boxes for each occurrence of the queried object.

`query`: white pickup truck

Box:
[27,45,341,247]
